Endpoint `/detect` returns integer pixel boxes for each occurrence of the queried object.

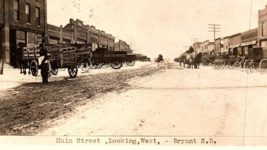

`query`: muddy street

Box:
[0,62,160,135]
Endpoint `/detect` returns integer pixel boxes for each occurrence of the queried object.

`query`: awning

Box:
[240,40,257,46]
[204,49,214,53]
[229,44,240,49]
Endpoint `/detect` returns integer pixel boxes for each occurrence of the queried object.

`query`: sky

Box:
[47,0,267,60]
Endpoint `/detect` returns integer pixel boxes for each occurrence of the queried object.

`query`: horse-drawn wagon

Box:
[243,47,267,74]
[21,44,83,78]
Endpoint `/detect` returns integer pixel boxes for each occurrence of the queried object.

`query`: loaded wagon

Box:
[21,44,81,78]
[90,48,136,69]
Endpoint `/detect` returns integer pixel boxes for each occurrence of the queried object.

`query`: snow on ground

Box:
[37,65,267,145]
[0,62,153,92]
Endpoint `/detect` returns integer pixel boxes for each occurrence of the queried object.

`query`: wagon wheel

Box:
[51,68,58,75]
[211,61,216,70]
[30,60,38,77]
[126,58,135,67]
[259,59,267,74]
[244,59,251,74]
[221,62,227,70]
[240,59,246,72]
[228,62,234,70]
[110,58,123,70]
[89,59,99,69]
[233,61,240,70]
[68,65,78,78]
[249,61,255,74]
[80,59,90,72]
[204,59,212,66]
[97,62,104,69]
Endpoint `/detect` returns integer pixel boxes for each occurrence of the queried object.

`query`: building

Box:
[229,33,241,56]
[47,19,115,51]
[222,36,229,54]
[192,42,202,55]
[0,0,47,67]
[214,38,222,54]
[241,28,258,56]
[202,40,209,54]
[115,40,132,53]
[258,5,267,47]
[200,42,206,53]
[208,42,214,55]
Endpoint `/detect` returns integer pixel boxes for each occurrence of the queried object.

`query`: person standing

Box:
[39,44,49,84]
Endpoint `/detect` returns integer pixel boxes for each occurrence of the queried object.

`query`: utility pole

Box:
[208,24,220,55]
[191,38,199,43]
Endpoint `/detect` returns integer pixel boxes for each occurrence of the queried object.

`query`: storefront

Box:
[229,33,241,56]
[0,0,48,67]
[241,28,258,56]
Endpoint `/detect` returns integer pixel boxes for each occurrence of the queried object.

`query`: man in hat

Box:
[39,43,49,84]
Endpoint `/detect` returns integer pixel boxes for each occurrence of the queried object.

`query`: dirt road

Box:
[37,66,267,146]
[1,62,267,145]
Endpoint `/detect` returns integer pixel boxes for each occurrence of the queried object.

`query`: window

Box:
[35,7,40,25]
[262,22,265,36]
[25,4,30,23]
[14,0,19,21]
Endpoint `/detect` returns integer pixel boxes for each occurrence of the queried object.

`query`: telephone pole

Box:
[191,38,199,43]
[208,24,220,54]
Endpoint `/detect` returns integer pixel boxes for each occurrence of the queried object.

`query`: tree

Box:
[188,46,194,53]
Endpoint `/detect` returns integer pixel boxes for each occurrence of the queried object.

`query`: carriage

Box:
[242,47,267,74]
[201,53,214,66]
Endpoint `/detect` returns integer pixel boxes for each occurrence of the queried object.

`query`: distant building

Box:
[222,36,229,54]
[192,42,202,55]
[229,33,241,56]
[208,42,214,55]
[0,0,47,66]
[241,28,258,56]
[47,19,115,51]
[214,38,222,54]
[115,40,132,53]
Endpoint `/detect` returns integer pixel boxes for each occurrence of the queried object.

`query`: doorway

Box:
[10,30,17,67]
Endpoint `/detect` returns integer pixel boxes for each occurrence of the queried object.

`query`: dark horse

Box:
[194,53,202,69]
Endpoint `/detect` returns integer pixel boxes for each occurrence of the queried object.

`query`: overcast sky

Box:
[47,0,267,59]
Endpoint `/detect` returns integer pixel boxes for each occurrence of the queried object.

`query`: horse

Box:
[194,53,202,69]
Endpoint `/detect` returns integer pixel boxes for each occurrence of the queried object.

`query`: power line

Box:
[208,24,221,54]
[191,38,199,43]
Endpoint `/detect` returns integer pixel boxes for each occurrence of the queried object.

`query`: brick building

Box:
[47,19,115,51]
[0,0,47,67]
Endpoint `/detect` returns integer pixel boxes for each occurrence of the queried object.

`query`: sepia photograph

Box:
[0,0,267,147]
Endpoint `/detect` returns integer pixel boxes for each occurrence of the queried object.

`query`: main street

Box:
[1,62,267,145]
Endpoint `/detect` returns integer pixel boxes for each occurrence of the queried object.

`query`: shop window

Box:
[35,7,40,25]
[14,0,19,21]
[25,4,30,23]
[261,41,267,47]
